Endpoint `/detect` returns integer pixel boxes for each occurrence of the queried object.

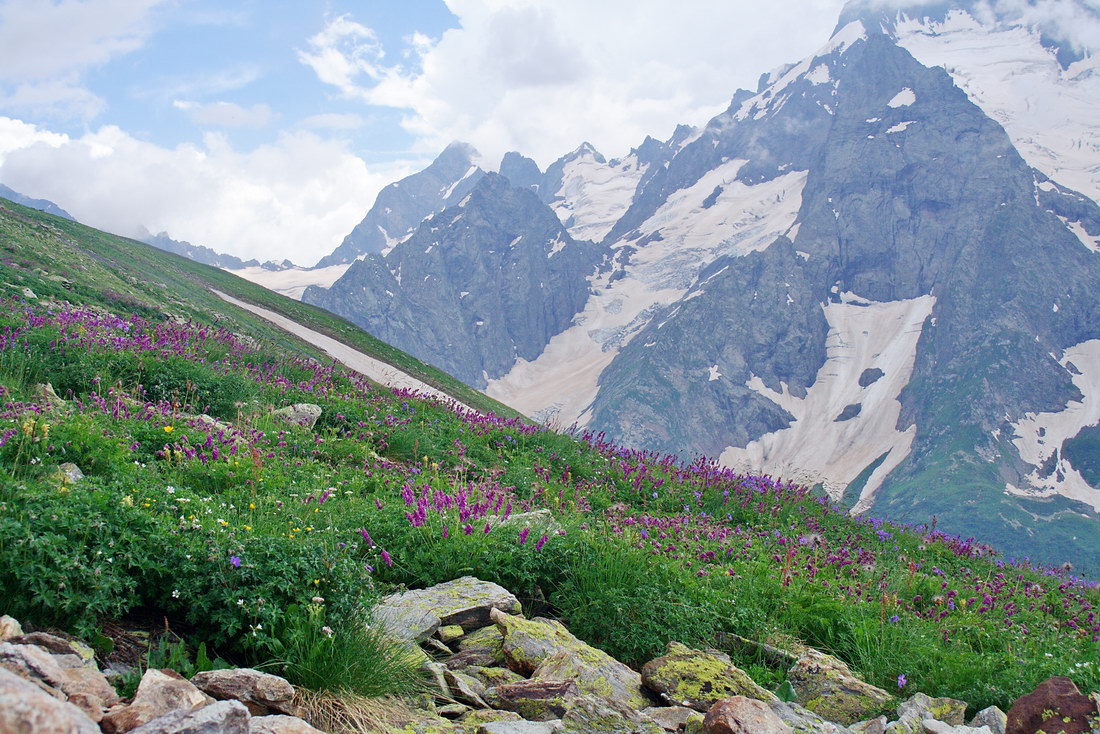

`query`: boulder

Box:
[769,700,852,733]
[458,709,524,727]
[642,705,698,731]
[34,382,66,409]
[492,609,649,708]
[191,668,296,716]
[437,703,471,718]
[787,649,892,725]
[249,715,326,734]
[444,668,490,708]
[850,716,887,734]
[0,667,100,734]
[559,695,664,733]
[128,699,249,734]
[438,625,466,644]
[0,641,66,687]
[272,404,322,429]
[896,693,967,727]
[55,462,85,484]
[922,723,991,734]
[641,641,778,711]
[0,616,23,641]
[703,696,793,734]
[478,721,560,734]
[101,668,214,733]
[58,666,121,721]
[376,577,521,643]
[458,625,506,656]
[463,665,525,691]
[968,706,1006,734]
[1005,676,1097,734]
[495,679,580,721]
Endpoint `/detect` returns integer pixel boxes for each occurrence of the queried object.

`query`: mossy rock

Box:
[640,641,777,711]
[558,695,664,733]
[788,649,892,726]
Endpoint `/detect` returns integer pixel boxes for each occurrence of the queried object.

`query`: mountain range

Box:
[296,0,1100,571]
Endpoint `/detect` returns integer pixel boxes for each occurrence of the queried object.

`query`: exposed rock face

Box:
[558,695,664,733]
[491,609,650,708]
[787,649,893,725]
[190,668,296,716]
[1005,676,1097,734]
[641,641,777,711]
[0,667,99,734]
[703,696,793,734]
[271,404,322,429]
[375,576,522,642]
[494,679,580,721]
[101,668,214,734]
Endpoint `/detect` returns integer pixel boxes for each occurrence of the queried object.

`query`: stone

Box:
[249,715,326,734]
[642,705,698,731]
[128,699,250,734]
[444,668,490,708]
[559,695,664,733]
[850,717,887,734]
[922,723,991,734]
[437,703,472,718]
[447,650,505,670]
[58,666,121,721]
[7,632,79,658]
[769,700,852,733]
[478,722,559,734]
[684,712,706,734]
[787,649,893,726]
[21,287,37,299]
[439,625,466,644]
[33,382,66,409]
[0,641,66,687]
[376,577,521,643]
[0,667,100,734]
[55,462,85,484]
[426,638,455,656]
[896,693,968,727]
[463,665,525,691]
[968,706,1006,734]
[272,404,322,429]
[495,679,580,721]
[458,626,505,656]
[191,668,296,716]
[641,641,778,711]
[703,696,793,734]
[459,709,523,726]
[1005,676,1097,734]
[492,609,650,708]
[101,668,214,733]
[0,616,23,640]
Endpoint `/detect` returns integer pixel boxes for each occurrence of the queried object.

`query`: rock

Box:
[0,616,23,641]
[21,287,36,299]
[642,705,698,731]
[922,722,991,734]
[33,382,66,409]
[101,668,214,733]
[447,650,505,670]
[463,665,525,691]
[459,709,524,726]
[191,668,296,716]
[377,577,521,643]
[641,641,778,711]
[892,693,967,729]
[703,696,793,734]
[559,694,664,733]
[459,626,506,654]
[7,632,79,659]
[1005,676,1097,734]
[968,706,1006,734]
[249,715,326,734]
[444,668,490,708]
[850,717,887,734]
[495,679,580,721]
[496,509,562,532]
[272,404,322,429]
[439,625,466,644]
[55,462,85,483]
[128,699,250,734]
[438,703,472,718]
[769,700,852,733]
[58,666,120,721]
[0,641,66,687]
[478,721,560,734]
[787,649,893,726]
[0,667,100,734]
[492,610,650,708]
[684,712,706,734]
[426,638,455,656]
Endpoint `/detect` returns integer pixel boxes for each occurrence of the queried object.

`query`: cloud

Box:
[298,0,849,166]
[299,113,365,131]
[0,116,421,266]
[173,100,274,128]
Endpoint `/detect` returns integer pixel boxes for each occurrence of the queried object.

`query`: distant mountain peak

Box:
[0,184,75,221]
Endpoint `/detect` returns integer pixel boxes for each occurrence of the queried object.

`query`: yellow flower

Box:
[248,503,255,509]
[243,525,252,531]
[163,426,174,433]
[312,579,320,585]
[121,495,134,507]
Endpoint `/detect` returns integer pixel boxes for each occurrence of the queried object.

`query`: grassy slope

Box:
[0,199,519,418]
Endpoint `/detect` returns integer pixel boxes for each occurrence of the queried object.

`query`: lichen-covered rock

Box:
[0,616,23,641]
[439,625,466,644]
[895,693,967,727]
[459,625,506,656]
[922,722,991,734]
[684,712,706,734]
[55,462,85,484]
[704,696,793,734]
[768,700,851,734]
[642,705,698,732]
[492,609,649,708]
[968,706,1006,734]
[641,641,777,711]
[0,667,100,734]
[34,382,66,409]
[559,694,664,733]
[444,668,490,708]
[0,641,66,688]
[249,714,326,734]
[787,649,892,726]
[464,665,525,691]
[191,668,296,716]
[495,679,580,721]
[272,404,322,428]
[458,708,523,727]
[850,716,887,734]
[377,577,521,643]
[1005,676,1097,734]
[100,668,214,733]
[478,721,560,734]
[128,699,250,734]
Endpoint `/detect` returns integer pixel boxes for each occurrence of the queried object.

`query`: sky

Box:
[0,0,863,266]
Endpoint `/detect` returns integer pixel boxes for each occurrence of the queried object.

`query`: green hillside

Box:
[0,199,1097,721]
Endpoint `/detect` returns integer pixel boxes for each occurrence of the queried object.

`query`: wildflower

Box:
[518,528,530,545]
[121,495,134,507]
[230,555,242,568]
[171,589,180,599]
[888,615,899,624]
[322,626,334,638]
[535,534,548,552]
[357,528,374,546]
[381,549,393,567]
[897,674,907,689]
[311,596,325,603]
[163,425,174,433]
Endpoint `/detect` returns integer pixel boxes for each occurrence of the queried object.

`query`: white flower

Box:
[166,486,175,494]
[322,626,334,638]
[237,599,244,606]
[171,589,180,599]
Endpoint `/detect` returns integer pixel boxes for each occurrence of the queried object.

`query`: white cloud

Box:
[173,100,274,128]
[298,0,849,166]
[0,116,420,266]
[299,113,365,131]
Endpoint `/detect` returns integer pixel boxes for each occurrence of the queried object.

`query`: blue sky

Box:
[0,0,851,265]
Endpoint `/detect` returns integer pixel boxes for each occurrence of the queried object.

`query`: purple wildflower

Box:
[229,555,241,568]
